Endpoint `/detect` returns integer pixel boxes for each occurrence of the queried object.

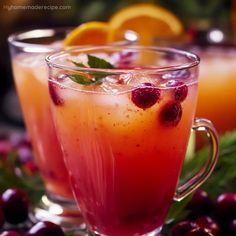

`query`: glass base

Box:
[33,193,85,233]
[87,226,162,236]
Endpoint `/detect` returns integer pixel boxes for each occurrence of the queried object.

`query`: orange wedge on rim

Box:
[108,3,183,45]
[63,21,109,46]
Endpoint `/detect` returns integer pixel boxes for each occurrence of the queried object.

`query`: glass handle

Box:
[174,118,219,202]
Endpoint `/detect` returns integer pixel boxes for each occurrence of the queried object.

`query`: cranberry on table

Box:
[1,188,30,224]
[169,220,199,236]
[185,227,213,236]
[0,231,21,236]
[26,221,65,236]
[195,216,220,236]
[228,219,236,234]
[0,207,5,228]
[187,190,213,218]
[214,193,236,223]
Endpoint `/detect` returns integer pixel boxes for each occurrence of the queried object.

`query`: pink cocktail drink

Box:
[8,29,82,226]
[11,56,72,199]
[47,46,219,235]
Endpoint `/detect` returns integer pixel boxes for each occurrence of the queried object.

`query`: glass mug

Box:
[47,45,219,236]
[8,28,84,229]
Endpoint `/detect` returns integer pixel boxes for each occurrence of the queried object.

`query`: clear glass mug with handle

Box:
[47,45,219,236]
[8,28,84,230]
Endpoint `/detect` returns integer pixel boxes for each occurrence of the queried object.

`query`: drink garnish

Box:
[67,55,114,85]
[131,83,161,110]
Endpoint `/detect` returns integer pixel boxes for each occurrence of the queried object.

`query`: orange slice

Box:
[63,21,109,46]
[108,3,183,45]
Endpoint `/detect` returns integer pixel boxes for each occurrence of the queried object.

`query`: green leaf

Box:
[67,55,115,86]
[71,60,87,68]
[88,54,114,69]
[90,71,113,79]
[67,74,103,85]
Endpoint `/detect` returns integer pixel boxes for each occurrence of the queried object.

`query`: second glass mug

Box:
[7,28,84,229]
[47,45,219,236]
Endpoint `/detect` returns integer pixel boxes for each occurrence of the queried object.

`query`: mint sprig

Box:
[87,54,114,69]
[68,55,114,85]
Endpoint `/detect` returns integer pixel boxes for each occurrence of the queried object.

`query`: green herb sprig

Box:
[68,55,114,85]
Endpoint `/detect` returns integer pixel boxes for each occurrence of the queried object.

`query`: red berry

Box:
[186,228,213,236]
[48,81,63,106]
[166,80,188,102]
[215,193,236,223]
[0,206,5,228]
[0,231,21,236]
[131,83,161,109]
[195,216,220,236]
[187,190,213,217]
[26,221,65,236]
[1,188,30,224]
[0,140,12,157]
[159,101,182,126]
[169,220,199,236]
[228,219,236,234]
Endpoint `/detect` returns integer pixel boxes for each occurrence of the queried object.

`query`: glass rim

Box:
[46,45,200,74]
[7,27,73,53]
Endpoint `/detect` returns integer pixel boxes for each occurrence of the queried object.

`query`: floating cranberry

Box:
[131,83,160,109]
[26,221,65,236]
[185,228,213,236]
[214,193,236,223]
[159,101,182,126]
[48,81,63,106]
[169,220,199,236]
[166,80,188,102]
[1,188,30,224]
[187,190,213,218]
[196,216,220,236]
[0,231,21,236]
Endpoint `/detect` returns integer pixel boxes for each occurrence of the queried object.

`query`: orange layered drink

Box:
[8,29,82,226]
[196,46,236,134]
[47,46,218,235]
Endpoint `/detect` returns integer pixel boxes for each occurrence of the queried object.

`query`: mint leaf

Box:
[88,54,114,69]
[67,74,103,85]
[68,55,115,86]
[90,71,113,79]
[71,60,87,68]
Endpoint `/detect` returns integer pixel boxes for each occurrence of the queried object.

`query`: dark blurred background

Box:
[0,0,234,133]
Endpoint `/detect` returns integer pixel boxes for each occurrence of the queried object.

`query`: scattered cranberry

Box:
[16,146,33,164]
[0,231,21,236]
[23,160,38,175]
[131,83,160,109]
[159,101,182,126]
[0,140,12,157]
[187,190,213,218]
[228,219,236,234]
[169,220,199,236]
[166,80,188,102]
[0,207,5,229]
[185,228,213,236]
[1,188,30,224]
[26,221,65,236]
[214,193,236,223]
[48,81,63,106]
[195,216,220,236]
